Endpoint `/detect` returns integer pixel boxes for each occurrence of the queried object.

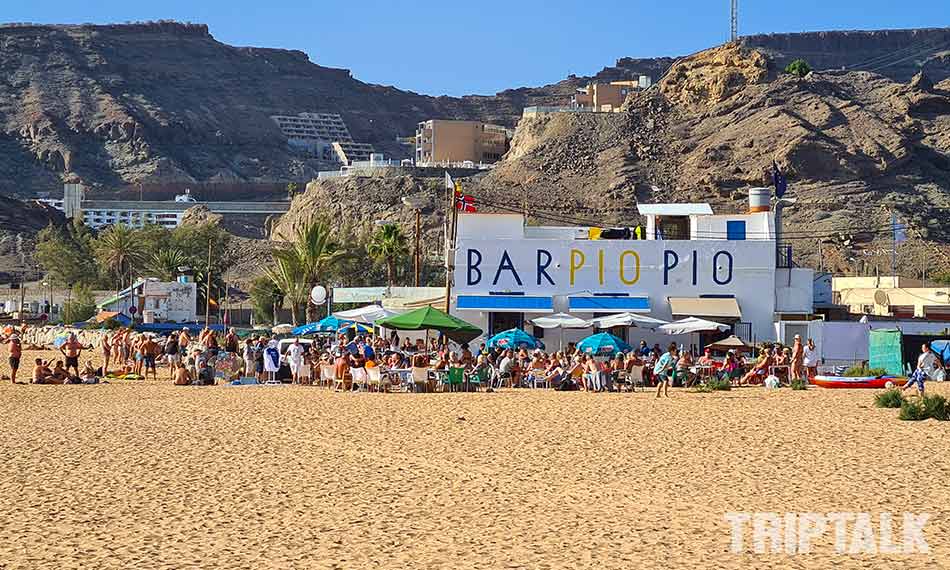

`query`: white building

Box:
[98,278,198,323]
[270,112,374,164]
[451,196,814,344]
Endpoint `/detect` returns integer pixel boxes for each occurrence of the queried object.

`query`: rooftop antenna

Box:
[730,0,738,42]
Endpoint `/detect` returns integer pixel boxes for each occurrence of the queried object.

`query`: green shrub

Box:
[874,389,905,409]
[700,377,732,392]
[898,400,927,421]
[790,378,809,391]
[842,365,888,378]
[785,59,812,78]
[921,394,949,421]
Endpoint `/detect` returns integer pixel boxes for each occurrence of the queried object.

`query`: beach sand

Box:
[0,349,948,569]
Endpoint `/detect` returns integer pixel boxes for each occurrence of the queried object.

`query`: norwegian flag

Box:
[455,191,476,213]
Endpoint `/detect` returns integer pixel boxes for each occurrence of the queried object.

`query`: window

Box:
[726,220,746,241]
[489,312,523,337]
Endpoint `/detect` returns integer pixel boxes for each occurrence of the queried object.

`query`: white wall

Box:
[775,268,815,313]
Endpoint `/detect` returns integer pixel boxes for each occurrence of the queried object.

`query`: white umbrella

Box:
[590,312,668,330]
[271,323,294,334]
[658,317,730,336]
[530,313,590,329]
[529,313,591,352]
[333,304,400,324]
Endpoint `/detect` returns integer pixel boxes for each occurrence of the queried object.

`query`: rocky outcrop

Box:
[0,196,66,283]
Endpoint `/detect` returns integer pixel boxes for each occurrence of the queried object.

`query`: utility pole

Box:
[414,209,421,287]
[443,181,458,315]
[204,237,213,328]
[817,239,823,273]
[730,0,738,42]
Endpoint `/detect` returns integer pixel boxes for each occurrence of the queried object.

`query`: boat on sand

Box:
[809,375,907,389]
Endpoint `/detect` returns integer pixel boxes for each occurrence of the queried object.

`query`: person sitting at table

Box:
[740,349,772,386]
[677,349,695,387]
[721,350,743,385]
[543,354,565,387]
[432,351,450,371]
[698,348,715,367]
[459,343,474,368]
[497,349,519,388]
[774,347,792,382]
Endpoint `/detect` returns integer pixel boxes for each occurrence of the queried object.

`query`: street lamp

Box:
[402,195,430,287]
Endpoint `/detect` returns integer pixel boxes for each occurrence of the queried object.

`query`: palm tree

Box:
[95,224,146,293]
[150,248,188,281]
[263,250,308,326]
[367,224,409,288]
[285,220,348,322]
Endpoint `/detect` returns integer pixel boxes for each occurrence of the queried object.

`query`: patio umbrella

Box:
[293,315,353,335]
[577,332,632,356]
[658,317,730,336]
[707,335,752,352]
[333,304,400,324]
[530,313,590,352]
[339,322,373,334]
[590,312,668,330]
[487,328,544,350]
[376,306,482,344]
[530,313,590,329]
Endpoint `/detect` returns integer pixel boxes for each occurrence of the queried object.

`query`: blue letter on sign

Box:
[536,250,555,286]
[713,251,733,285]
[493,250,523,286]
[663,250,679,285]
[467,249,482,286]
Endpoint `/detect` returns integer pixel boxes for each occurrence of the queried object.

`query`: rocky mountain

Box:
[0,197,65,283]
[470,43,950,275]
[2,21,949,197]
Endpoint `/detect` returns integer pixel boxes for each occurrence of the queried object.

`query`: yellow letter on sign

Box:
[619,250,640,285]
[570,249,586,286]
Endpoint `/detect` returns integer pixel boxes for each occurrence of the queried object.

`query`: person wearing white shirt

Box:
[287,339,305,384]
[803,338,819,377]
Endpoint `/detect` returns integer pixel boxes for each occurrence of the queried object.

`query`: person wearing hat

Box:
[6,333,22,384]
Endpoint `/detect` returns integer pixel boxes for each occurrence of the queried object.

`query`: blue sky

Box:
[6,0,947,96]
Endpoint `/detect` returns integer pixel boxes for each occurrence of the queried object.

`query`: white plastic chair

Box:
[411,367,430,393]
[350,367,369,392]
[366,366,383,392]
[320,364,335,389]
[627,366,644,391]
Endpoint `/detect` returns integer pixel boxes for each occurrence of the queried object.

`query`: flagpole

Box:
[891,210,897,280]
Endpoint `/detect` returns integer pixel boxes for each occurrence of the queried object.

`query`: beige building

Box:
[572,78,651,112]
[833,276,950,320]
[415,120,510,165]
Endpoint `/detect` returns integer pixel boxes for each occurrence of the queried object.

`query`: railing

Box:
[776,243,794,268]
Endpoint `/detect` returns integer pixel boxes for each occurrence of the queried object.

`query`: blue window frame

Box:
[726,220,746,241]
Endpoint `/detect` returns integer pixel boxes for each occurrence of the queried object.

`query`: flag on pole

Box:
[772,160,788,198]
[445,172,454,192]
[455,193,476,212]
[892,212,907,245]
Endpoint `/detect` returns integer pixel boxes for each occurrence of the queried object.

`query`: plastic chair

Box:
[366,366,383,392]
[411,367,430,393]
[350,367,369,392]
[445,367,465,392]
[627,366,644,392]
[320,364,335,389]
[466,366,490,391]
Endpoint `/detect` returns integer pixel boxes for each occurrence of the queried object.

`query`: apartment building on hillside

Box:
[572,77,652,112]
[270,112,374,165]
[415,120,511,166]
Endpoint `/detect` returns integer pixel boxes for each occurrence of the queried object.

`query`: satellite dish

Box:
[873,290,890,306]
[310,285,327,304]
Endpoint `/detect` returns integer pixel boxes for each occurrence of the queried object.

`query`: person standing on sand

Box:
[141,335,159,381]
[903,343,938,397]
[178,328,191,357]
[803,338,819,378]
[224,328,239,354]
[6,334,22,384]
[60,333,83,379]
[654,343,677,398]
[100,332,112,374]
[790,335,805,381]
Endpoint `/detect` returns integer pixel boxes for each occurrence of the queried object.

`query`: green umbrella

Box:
[376,306,482,344]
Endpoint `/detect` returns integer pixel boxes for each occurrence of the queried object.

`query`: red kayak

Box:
[810,375,907,389]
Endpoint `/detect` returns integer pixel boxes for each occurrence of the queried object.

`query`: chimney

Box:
[748,187,771,213]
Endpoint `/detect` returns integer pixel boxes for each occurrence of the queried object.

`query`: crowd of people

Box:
[4,325,828,395]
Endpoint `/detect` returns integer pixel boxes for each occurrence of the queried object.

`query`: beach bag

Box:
[764,375,780,389]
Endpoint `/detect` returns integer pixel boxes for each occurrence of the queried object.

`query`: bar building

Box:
[415,120,511,166]
[450,192,814,343]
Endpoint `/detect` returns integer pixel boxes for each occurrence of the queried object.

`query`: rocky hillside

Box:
[470,43,950,275]
[2,21,949,197]
[0,197,66,283]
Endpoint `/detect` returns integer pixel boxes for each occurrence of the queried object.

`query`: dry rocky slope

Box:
[1,22,949,196]
[472,43,950,274]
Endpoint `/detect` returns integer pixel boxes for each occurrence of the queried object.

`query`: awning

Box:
[568,296,650,313]
[457,295,554,313]
[668,297,741,319]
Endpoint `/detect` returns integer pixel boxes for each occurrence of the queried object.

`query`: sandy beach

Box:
[0,349,948,569]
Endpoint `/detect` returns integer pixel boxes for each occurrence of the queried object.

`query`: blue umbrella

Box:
[577,333,632,356]
[487,328,544,350]
[339,322,373,334]
[292,316,352,335]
